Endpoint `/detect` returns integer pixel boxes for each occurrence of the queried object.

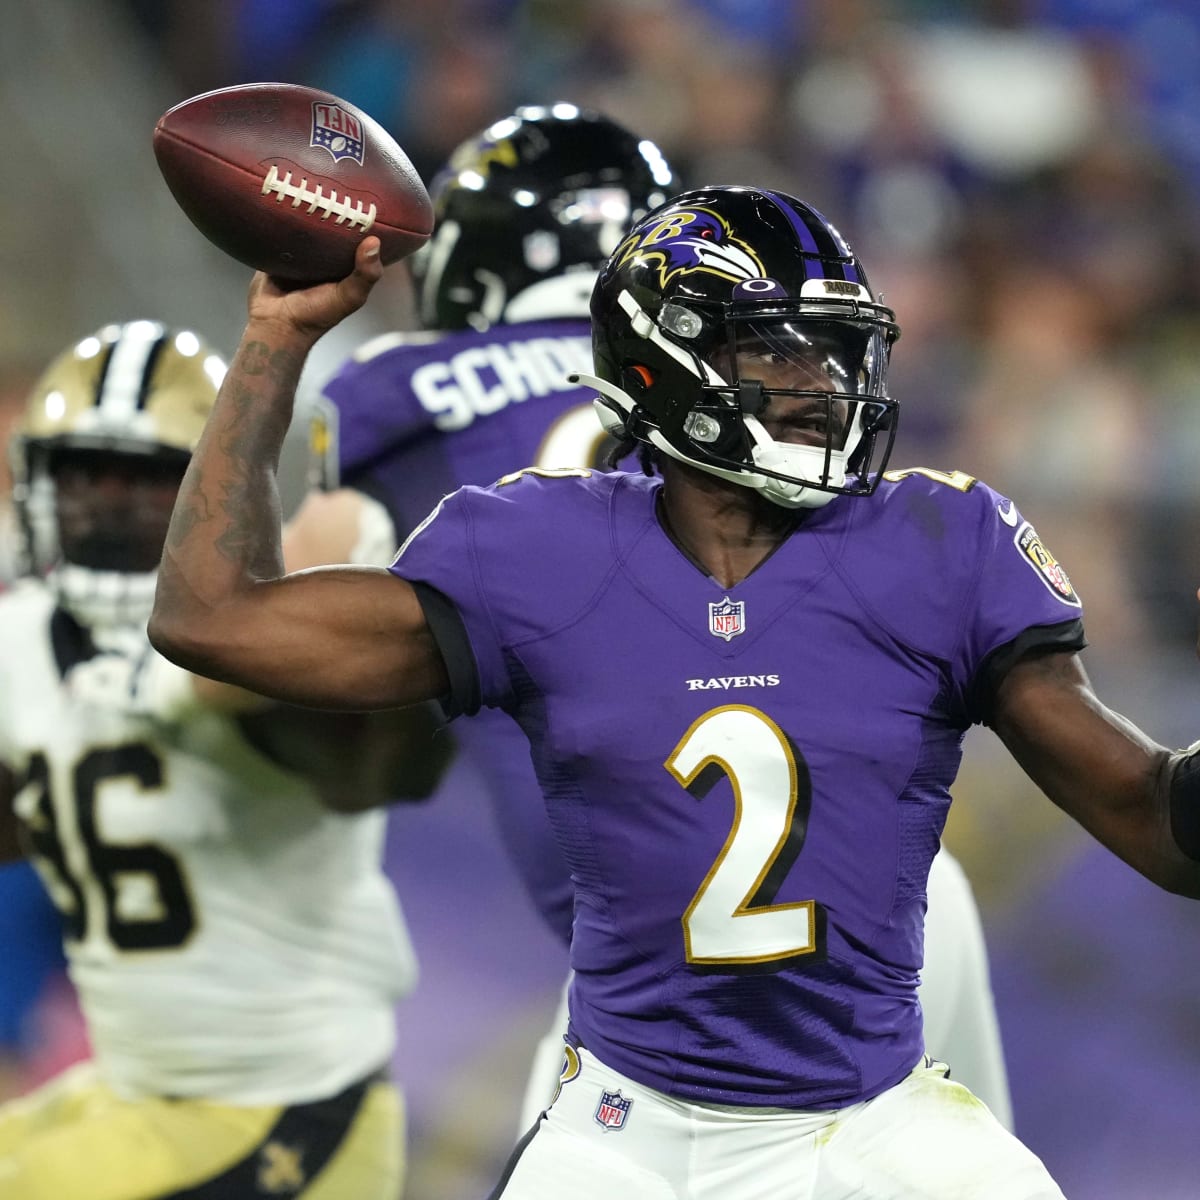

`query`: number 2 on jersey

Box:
[666,705,825,968]
[533,409,824,968]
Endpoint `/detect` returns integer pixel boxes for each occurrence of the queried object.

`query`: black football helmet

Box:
[575,186,901,509]
[411,103,677,331]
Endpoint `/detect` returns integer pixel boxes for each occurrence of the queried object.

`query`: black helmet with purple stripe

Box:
[576,186,901,509]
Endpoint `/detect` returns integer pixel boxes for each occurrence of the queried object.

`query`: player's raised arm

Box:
[149,239,449,711]
[990,649,1200,898]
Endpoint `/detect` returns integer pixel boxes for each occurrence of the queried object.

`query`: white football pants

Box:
[494,1046,1064,1200]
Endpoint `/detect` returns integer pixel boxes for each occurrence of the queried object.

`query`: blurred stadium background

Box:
[1,1,1198,1197]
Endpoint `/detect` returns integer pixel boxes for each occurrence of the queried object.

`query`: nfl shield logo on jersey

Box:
[708,596,746,641]
[594,1089,633,1131]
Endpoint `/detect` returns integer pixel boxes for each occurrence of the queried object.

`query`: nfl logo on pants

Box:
[594,1089,633,1131]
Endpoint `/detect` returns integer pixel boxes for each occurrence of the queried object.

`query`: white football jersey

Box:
[0,579,417,1105]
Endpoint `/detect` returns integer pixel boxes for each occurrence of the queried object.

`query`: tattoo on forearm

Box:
[240,340,305,384]
[165,467,212,552]
[240,340,271,377]
[210,378,286,573]
[166,336,304,575]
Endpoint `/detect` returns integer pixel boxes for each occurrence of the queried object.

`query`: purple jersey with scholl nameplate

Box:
[324,319,599,944]
[390,467,1085,1108]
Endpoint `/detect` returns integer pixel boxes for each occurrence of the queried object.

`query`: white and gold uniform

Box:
[0,579,415,1199]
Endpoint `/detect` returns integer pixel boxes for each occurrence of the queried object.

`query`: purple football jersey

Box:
[390,467,1085,1108]
[325,320,598,943]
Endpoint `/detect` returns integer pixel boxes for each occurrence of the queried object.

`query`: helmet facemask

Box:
[44,444,189,573]
[693,302,896,507]
[14,441,188,636]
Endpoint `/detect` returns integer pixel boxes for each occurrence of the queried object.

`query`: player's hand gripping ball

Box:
[153,82,433,282]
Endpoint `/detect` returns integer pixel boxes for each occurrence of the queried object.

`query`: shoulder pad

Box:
[881,467,978,494]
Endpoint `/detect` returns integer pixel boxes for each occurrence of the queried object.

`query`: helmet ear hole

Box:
[623,363,654,393]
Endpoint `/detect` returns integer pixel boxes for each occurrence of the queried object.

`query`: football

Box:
[153,82,433,282]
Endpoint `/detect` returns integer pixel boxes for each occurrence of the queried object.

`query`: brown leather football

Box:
[153,82,433,282]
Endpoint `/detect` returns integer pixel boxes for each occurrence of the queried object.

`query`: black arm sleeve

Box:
[346,475,482,719]
[969,617,1088,728]
[411,581,483,719]
[1169,748,1200,862]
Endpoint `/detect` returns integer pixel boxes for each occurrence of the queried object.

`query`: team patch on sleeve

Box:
[1013,522,1080,607]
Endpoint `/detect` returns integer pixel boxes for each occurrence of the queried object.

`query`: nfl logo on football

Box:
[708,596,746,641]
[594,1089,633,1131]
[310,102,365,164]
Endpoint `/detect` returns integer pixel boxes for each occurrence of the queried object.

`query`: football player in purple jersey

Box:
[300,104,1014,1132]
[150,185,1200,1199]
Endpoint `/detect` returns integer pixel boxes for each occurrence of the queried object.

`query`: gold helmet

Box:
[12,321,226,576]
[18,320,224,457]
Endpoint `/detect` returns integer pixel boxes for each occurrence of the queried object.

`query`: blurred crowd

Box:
[9,0,1199,656]
[2,2,1199,1196]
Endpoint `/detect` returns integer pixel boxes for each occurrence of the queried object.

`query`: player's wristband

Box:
[1169,743,1200,862]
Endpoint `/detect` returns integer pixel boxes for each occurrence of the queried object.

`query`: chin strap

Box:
[742,414,843,510]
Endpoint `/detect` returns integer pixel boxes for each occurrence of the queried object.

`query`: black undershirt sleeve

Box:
[1169,748,1200,862]
[410,580,483,719]
[969,617,1087,728]
[347,473,484,719]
